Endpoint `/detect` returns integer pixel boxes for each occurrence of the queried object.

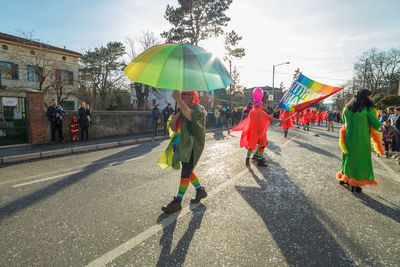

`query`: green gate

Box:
[0,97,28,146]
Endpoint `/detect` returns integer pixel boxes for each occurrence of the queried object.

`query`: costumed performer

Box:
[317,110,323,126]
[337,89,384,192]
[229,88,283,167]
[302,109,312,131]
[241,103,253,121]
[279,109,294,137]
[293,112,300,128]
[70,116,79,141]
[323,110,329,126]
[158,90,207,213]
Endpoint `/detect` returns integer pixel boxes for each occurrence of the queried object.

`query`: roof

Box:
[0,32,82,58]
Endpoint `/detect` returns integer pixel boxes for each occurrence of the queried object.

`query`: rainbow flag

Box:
[279,74,342,112]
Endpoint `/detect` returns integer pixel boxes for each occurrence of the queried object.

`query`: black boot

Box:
[351,186,362,193]
[161,197,182,213]
[257,158,268,167]
[251,154,258,161]
[246,158,250,166]
[190,187,207,204]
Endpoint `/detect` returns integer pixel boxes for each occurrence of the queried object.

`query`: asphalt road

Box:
[1,124,399,266]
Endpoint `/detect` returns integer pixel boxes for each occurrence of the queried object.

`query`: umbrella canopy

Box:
[125,43,233,91]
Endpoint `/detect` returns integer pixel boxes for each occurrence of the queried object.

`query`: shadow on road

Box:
[293,139,341,161]
[213,131,226,140]
[156,204,206,267]
[355,194,400,224]
[235,162,360,265]
[266,140,281,155]
[310,129,338,139]
[0,140,163,221]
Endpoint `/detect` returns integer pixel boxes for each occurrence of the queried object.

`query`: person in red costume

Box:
[293,112,300,128]
[298,110,304,128]
[279,109,294,137]
[323,110,328,126]
[230,88,283,167]
[302,109,312,131]
[311,110,317,124]
[70,116,79,141]
[317,110,323,125]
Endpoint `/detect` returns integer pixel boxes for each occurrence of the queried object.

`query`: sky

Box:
[2,0,400,91]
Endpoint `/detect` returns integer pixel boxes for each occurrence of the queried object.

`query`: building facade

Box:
[0,32,81,145]
[0,32,81,109]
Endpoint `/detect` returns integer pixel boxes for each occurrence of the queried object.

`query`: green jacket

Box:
[340,107,381,182]
[158,104,205,170]
[172,104,205,169]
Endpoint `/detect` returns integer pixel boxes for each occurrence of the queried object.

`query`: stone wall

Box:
[44,111,156,143]
[41,110,239,144]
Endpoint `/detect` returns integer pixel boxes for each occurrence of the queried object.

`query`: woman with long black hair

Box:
[337,89,384,192]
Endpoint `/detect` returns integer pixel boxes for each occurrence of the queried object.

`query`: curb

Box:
[0,135,169,165]
[0,127,230,165]
[2,152,42,164]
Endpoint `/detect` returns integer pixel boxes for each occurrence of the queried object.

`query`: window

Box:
[0,61,19,80]
[27,65,43,82]
[30,50,35,55]
[62,56,67,61]
[2,45,8,50]
[56,70,74,85]
[62,101,75,110]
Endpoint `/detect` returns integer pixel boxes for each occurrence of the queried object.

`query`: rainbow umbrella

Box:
[124,43,233,91]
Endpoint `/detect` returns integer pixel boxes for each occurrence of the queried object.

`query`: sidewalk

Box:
[0,130,169,164]
[0,127,227,165]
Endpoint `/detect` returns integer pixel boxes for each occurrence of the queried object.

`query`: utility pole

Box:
[229,60,232,109]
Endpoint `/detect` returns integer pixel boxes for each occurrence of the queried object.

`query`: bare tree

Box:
[353,47,400,94]
[138,30,160,51]
[125,37,137,62]
[79,42,126,109]
[126,30,161,110]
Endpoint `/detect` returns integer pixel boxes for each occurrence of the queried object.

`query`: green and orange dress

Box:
[337,107,384,186]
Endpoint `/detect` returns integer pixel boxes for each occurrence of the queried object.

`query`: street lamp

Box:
[272,61,290,103]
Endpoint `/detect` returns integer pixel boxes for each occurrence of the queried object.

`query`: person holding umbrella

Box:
[124,43,234,213]
[161,90,207,213]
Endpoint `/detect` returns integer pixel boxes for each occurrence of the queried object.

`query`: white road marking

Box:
[12,157,144,188]
[12,171,83,188]
[1,154,140,186]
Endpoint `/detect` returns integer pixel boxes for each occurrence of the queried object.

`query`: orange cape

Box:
[229,108,271,150]
[279,110,294,130]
